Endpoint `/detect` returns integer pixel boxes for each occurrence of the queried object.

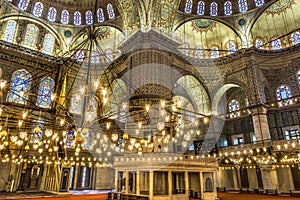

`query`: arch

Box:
[8,69,31,104]
[47,7,57,22]
[97,8,105,22]
[276,85,292,106]
[74,11,82,26]
[254,37,264,49]
[271,38,282,50]
[61,10,69,24]
[224,1,232,16]
[107,4,115,19]
[255,0,264,7]
[33,2,43,17]
[210,2,218,16]
[23,24,38,49]
[86,11,93,25]
[18,0,29,11]
[2,20,17,43]
[174,75,210,114]
[42,33,55,55]
[185,0,193,14]
[205,178,213,192]
[211,46,219,58]
[226,41,236,54]
[37,77,54,108]
[197,1,205,15]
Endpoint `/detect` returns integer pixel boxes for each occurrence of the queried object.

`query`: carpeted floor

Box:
[218,192,300,200]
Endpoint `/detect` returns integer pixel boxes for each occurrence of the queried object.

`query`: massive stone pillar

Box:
[251,106,271,141]
[260,165,278,191]
[276,166,295,193]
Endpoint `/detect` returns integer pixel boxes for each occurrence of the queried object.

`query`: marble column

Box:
[251,106,270,141]
[115,170,119,192]
[199,171,204,199]
[149,170,154,200]
[136,171,140,195]
[168,171,172,198]
[125,171,129,193]
[185,171,189,194]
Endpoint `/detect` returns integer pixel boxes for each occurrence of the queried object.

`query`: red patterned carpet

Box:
[7,194,107,200]
[218,192,300,200]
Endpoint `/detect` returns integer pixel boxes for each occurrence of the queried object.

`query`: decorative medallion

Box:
[266,0,295,15]
[191,19,217,33]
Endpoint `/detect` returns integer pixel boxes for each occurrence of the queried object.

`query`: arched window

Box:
[197,1,205,15]
[227,41,236,54]
[47,7,57,22]
[224,1,232,15]
[205,178,213,192]
[291,32,300,45]
[18,0,29,11]
[74,11,82,25]
[70,94,83,114]
[42,34,54,55]
[37,77,54,108]
[238,0,248,12]
[61,10,69,24]
[210,2,218,16]
[272,39,282,50]
[255,38,264,49]
[97,8,105,22]
[76,51,84,62]
[91,52,100,63]
[277,85,292,106]
[297,71,300,85]
[3,20,17,43]
[23,24,38,49]
[107,4,115,19]
[255,0,264,7]
[8,69,31,104]
[86,11,93,25]
[185,0,193,13]
[211,46,219,58]
[229,99,240,118]
[33,2,43,17]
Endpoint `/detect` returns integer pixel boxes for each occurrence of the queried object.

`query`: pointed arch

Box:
[224,1,232,16]
[86,11,93,25]
[210,2,218,16]
[291,32,300,45]
[185,0,193,13]
[97,8,105,22]
[18,0,29,11]
[107,4,115,19]
[74,11,82,25]
[238,0,248,12]
[197,1,205,15]
[42,34,55,55]
[61,10,69,24]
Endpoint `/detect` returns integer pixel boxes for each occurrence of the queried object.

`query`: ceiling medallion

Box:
[191,19,217,33]
[265,0,295,15]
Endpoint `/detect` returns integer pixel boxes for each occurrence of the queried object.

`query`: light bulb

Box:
[80,86,85,95]
[0,80,6,89]
[18,120,23,127]
[22,111,27,119]
[60,119,65,126]
[19,89,25,97]
[161,100,165,108]
[106,122,111,130]
[93,81,99,89]
[51,93,56,101]
[103,97,108,104]
[102,88,107,96]
[145,104,150,112]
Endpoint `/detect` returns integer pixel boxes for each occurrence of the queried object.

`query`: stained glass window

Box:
[70,94,83,114]
[107,4,115,19]
[255,0,264,7]
[91,52,100,63]
[224,1,232,15]
[227,41,236,54]
[8,69,31,104]
[33,2,43,17]
[18,0,29,11]
[297,71,300,85]
[42,34,54,55]
[23,24,38,49]
[185,0,193,13]
[210,2,218,16]
[238,0,248,12]
[61,10,69,24]
[197,1,205,15]
[211,46,219,58]
[37,77,54,108]
[97,8,105,22]
[86,11,93,25]
[277,85,292,106]
[3,20,17,43]
[229,99,240,118]
[47,7,57,22]
[74,11,82,25]
[255,39,264,49]
[272,39,282,50]
[66,130,76,147]
[218,138,228,147]
[76,51,84,62]
[291,32,300,45]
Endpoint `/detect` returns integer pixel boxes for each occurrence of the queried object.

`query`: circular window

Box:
[64,30,72,38]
